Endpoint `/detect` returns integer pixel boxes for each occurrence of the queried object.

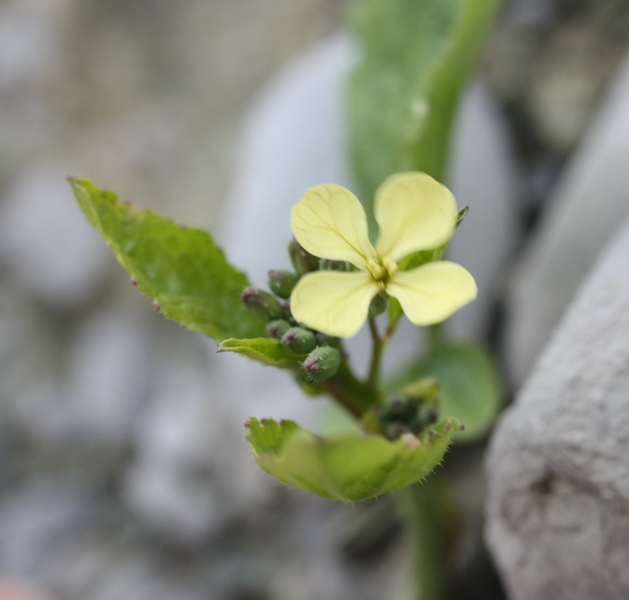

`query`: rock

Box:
[0,581,58,600]
[40,310,148,448]
[0,1,70,167]
[41,534,215,600]
[0,163,111,308]
[506,50,629,388]
[221,32,357,282]
[0,484,95,580]
[486,0,629,155]
[446,79,519,341]
[123,351,268,545]
[122,364,228,544]
[486,218,629,600]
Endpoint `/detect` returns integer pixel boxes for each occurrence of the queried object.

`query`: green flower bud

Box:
[267,319,291,339]
[315,332,341,348]
[456,206,469,228]
[368,293,388,318]
[282,327,317,354]
[302,346,341,382]
[417,403,439,428]
[240,287,282,321]
[320,259,349,271]
[376,394,441,440]
[280,298,295,322]
[288,238,319,275]
[268,269,299,299]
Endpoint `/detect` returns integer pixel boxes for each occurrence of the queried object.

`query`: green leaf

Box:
[70,178,266,341]
[347,0,502,228]
[407,343,502,442]
[218,338,303,369]
[246,418,301,455]
[246,417,459,502]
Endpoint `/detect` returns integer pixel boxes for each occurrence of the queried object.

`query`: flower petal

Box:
[291,271,377,338]
[374,172,457,261]
[291,184,376,269]
[387,261,477,326]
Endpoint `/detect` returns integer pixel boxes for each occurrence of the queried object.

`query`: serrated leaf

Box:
[347,0,501,229]
[247,417,459,502]
[246,418,300,454]
[70,178,265,341]
[218,338,303,369]
[407,342,502,442]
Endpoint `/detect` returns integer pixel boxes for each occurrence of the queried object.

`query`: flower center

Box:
[366,256,398,288]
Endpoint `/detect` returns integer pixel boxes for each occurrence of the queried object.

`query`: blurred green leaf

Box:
[247,416,459,502]
[70,178,266,341]
[408,342,502,442]
[246,418,301,455]
[218,338,303,369]
[347,0,502,228]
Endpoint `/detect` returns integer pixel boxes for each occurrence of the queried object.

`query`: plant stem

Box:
[395,478,449,600]
[322,361,380,417]
[368,317,383,390]
[428,322,445,350]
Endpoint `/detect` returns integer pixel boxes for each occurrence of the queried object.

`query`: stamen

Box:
[383,257,398,277]
[367,256,398,283]
[367,258,385,280]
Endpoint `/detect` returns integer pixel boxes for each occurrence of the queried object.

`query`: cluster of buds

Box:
[377,389,440,441]
[240,238,343,383]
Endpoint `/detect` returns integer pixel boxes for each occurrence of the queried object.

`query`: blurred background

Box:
[1,0,629,598]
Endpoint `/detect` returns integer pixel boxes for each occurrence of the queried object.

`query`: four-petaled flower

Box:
[289,172,477,338]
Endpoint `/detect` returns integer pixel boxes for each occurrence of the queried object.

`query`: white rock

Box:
[446,79,519,340]
[506,49,629,388]
[0,163,111,307]
[486,219,629,600]
[220,33,357,282]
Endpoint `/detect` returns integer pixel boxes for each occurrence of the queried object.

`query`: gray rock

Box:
[44,310,149,447]
[123,355,269,544]
[486,219,629,600]
[0,483,95,580]
[122,365,228,544]
[0,163,111,308]
[487,0,629,155]
[506,50,629,388]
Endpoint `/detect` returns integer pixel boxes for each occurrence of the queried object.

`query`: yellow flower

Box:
[290,172,477,338]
